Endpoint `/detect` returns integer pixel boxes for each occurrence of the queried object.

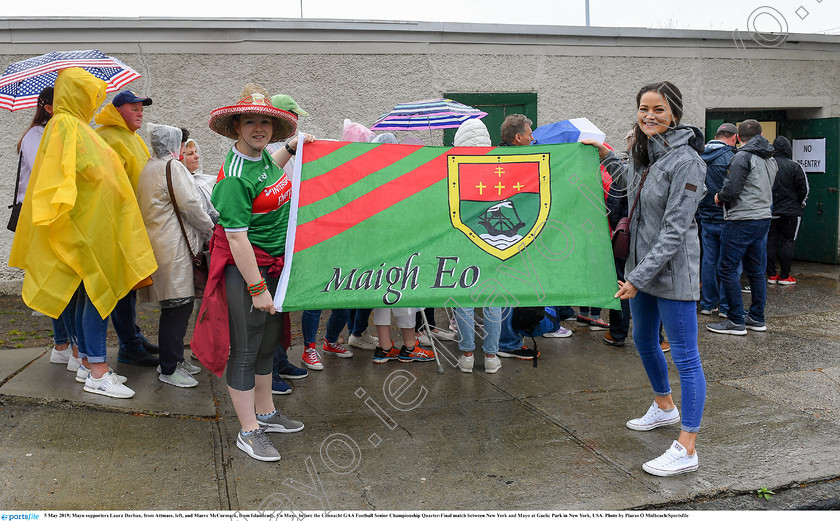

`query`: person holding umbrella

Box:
[10,86,82,372]
[9,67,157,399]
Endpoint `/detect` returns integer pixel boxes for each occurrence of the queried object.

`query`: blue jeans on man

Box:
[719,219,771,325]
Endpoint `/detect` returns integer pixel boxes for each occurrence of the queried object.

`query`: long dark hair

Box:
[16,87,54,153]
[632,81,683,167]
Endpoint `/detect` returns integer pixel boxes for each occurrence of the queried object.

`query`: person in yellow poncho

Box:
[8,67,157,399]
[95,90,161,367]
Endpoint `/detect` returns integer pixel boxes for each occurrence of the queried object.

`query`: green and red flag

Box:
[274,140,619,311]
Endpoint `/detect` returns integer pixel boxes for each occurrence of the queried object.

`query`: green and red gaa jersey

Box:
[212,147,291,256]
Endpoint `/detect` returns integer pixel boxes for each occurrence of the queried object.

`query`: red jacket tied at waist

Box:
[192,225,290,377]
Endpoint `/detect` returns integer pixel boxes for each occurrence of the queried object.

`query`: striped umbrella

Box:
[0,49,141,111]
[370,98,487,131]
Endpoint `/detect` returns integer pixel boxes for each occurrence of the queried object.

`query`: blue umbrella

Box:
[370,98,487,131]
[0,49,141,111]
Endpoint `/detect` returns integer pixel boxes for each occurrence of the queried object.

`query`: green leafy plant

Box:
[756,487,775,500]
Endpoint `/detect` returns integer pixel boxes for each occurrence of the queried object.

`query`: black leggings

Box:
[225,265,283,391]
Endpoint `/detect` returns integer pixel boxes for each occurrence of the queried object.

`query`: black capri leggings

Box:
[225,264,283,391]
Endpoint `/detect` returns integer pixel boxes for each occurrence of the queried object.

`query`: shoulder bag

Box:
[6,152,23,232]
[166,160,209,297]
[611,167,649,259]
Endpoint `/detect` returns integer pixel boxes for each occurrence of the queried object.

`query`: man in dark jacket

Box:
[698,123,738,317]
[708,120,777,335]
[767,136,809,285]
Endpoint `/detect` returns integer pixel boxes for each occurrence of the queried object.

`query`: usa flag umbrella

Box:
[370,98,487,131]
[0,50,141,111]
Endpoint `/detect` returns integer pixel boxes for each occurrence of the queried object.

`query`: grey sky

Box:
[5,0,840,34]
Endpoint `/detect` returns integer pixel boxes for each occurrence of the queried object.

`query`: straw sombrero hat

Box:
[209,91,297,143]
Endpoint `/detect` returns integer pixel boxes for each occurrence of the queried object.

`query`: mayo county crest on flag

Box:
[448,153,550,260]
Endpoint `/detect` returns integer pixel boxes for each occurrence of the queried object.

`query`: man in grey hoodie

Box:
[708,120,778,335]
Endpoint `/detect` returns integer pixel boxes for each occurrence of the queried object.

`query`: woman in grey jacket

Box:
[585,81,707,477]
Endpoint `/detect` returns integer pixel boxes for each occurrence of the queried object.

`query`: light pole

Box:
[585,0,590,27]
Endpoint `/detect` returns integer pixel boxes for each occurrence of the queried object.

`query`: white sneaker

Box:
[348,333,377,351]
[50,347,72,364]
[416,332,433,347]
[543,326,572,338]
[159,367,199,388]
[626,401,681,431]
[642,440,699,476]
[457,354,474,373]
[430,328,456,341]
[76,366,127,384]
[66,355,82,372]
[484,355,501,374]
[84,371,135,399]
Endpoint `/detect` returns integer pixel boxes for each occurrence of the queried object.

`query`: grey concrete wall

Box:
[2,19,840,292]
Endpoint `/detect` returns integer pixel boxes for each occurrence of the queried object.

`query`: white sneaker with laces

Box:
[642,440,699,476]
[543,325,572,338]
[76,366,127,384]
[484,355,501,374]
[626,400,681,431]
[348,333,377,351]
[457,354,474,373]
[50,347,72,364]
[84,371,135,399]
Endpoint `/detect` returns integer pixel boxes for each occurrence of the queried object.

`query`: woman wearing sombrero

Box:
[196,88,313,462]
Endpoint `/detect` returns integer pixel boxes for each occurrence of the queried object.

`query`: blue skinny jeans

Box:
[74,286,109,364]
[454,307,502,355]
[629,291,706,433]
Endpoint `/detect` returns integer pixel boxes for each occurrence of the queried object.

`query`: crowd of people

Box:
[8,70,808,473]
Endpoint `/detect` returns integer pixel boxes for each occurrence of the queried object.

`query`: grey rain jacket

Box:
[771,136,810,217]
[602,125,707,301]
[717,134,777,221]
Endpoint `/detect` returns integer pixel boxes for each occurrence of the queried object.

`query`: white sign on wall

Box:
[792,138,826,173]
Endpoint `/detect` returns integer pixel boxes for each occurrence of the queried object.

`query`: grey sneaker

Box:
[706,319,747,336]
[744,316,767,332]
[236,429,281,462]
[257,410,304,433]
[159,367,199,388]
[157,361,201,376]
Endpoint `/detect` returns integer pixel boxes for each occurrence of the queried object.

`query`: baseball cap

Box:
[271,94,308,116]
[716,123,738,135]
[113,90,153,107]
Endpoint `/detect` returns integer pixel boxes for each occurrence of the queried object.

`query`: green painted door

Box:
[778,118,840,264]
[443,93,538,146]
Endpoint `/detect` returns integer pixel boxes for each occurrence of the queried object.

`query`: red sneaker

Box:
[778,276,797,286]
[323,340,353,358]
[767,275,779,284]
[301,343,324,370]
[372,346,400,364]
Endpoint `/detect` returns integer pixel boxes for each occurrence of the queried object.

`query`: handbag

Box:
[611,168,649,259]
[6,152,23,232]
[166,160,209,297]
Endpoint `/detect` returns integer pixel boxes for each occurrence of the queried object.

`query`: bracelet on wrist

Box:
[248,278,267,296]
[285,142,296,155]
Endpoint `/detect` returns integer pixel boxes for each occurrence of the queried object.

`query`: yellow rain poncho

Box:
[94,101,150,190]
[8,68,157,319]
